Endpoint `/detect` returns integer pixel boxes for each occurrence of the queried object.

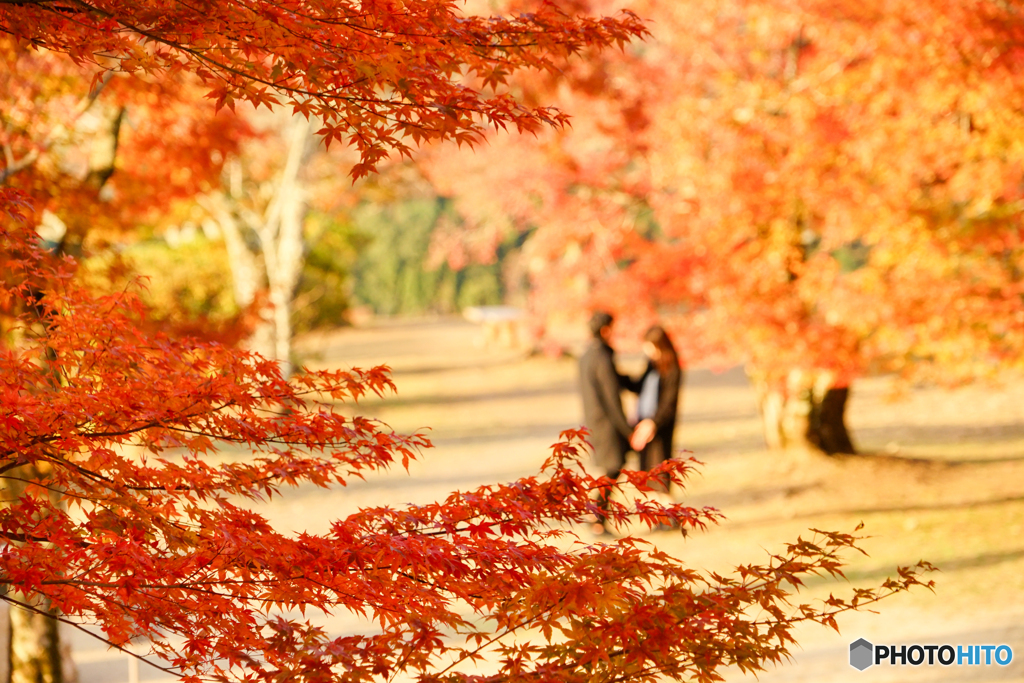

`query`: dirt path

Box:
[70,316,1024,682]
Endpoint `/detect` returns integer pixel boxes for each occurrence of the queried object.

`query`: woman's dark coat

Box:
[626,360,683,469]
[578,339,633,473]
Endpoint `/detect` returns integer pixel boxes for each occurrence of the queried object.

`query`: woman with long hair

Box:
[628,325,683,489]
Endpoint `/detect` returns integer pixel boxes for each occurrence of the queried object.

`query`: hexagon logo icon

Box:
[850,638,874,671]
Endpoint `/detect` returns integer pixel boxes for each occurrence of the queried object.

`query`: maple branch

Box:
[36,578,253,603]
[741,559,936,629]
[432,561,665,679]
[0,148,39,185]
[0,593,184,679]
[215,0,382,68]
[373,465,701,545]
[0,470,169,499]
[0,122,14,168]
[9,0,618,159]
[0,530,53,544]
[51,5,413,110]
[0,460,27,476]
[435,593,572,677]
[235,0,630,51]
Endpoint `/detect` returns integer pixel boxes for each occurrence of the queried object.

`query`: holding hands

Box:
[630,418,656,452]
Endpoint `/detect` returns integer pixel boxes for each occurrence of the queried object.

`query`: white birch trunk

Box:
[199,192,261,309]
[198,192,275,359]
[256,115,311,378]
[203,114,311,376]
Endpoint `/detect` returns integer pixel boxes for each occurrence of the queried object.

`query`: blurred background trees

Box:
[419,0,1024,454]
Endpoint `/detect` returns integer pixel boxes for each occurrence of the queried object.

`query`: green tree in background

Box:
[292,212,367,333]
[351,196,510,316]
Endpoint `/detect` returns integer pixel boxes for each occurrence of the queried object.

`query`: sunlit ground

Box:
[70,316,1024,682]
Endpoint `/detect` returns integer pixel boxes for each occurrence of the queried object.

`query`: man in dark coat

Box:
[578,311,633,532]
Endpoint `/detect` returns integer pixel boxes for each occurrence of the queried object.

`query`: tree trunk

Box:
[7,596,62,683]
[749,369,856,455]
[203,113,311,377]
[1,600,8,683]
[256,114,310,379]
[809,386,855,454]
[198,192,274,359]
[1,470,77,683]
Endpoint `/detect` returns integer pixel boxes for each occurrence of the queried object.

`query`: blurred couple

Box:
[579,311,683,536]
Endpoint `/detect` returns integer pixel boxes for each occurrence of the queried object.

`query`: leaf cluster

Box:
[0,0,647,178]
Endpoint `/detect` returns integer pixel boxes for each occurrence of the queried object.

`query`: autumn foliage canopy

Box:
[1,0,647,178]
